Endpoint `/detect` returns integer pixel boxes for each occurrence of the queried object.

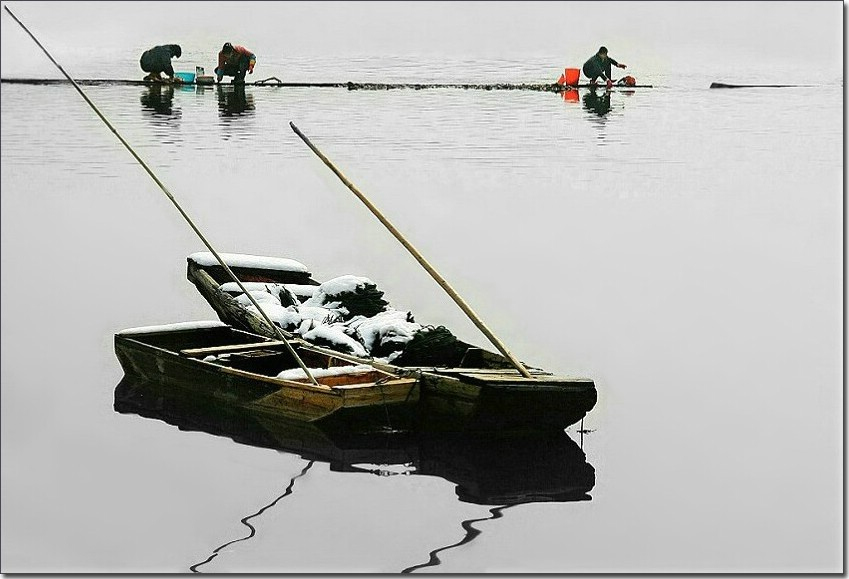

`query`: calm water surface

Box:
[1,61,842,573]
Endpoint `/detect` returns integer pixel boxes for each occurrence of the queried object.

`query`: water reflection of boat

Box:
[113,375,595,506]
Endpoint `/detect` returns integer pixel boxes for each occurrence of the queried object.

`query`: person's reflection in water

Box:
[139,85,181,142]
[581,86,615,143]
[140,84,181,119]
[582,86,612,117]
[217,84,255,118]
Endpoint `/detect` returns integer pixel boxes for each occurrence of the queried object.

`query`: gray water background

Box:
[1,1,843,573]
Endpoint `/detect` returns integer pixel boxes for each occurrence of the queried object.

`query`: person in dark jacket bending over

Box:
[582,46,626,89]
[140,44,182,82]
[215,43,257,84]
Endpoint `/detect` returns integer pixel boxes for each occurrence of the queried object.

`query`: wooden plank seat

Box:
[449,372,593,386]
[429,368,551,375]
[180,340,289,357]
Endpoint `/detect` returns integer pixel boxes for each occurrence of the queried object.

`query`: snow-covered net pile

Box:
[219,275,459,362]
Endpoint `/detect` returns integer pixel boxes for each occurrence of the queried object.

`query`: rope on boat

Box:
[377,379,393,431]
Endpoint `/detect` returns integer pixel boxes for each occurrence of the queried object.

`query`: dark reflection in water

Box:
[582,87,612,117]
[140,84,180,119]
[113,376,595,572]
[189,460,316,573]
[401,504,515,573]
[561,89,580,103]
[217,84,255,118]
[581,87,621,144]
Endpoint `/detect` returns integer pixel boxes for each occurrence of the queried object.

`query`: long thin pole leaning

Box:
[4,6,320,386]
[290,122,534,379]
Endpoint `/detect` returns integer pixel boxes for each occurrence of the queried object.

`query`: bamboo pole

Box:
[289,122,533,379]
[4,6,320,386]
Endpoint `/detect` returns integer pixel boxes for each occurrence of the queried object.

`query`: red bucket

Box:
[564,68,580,86]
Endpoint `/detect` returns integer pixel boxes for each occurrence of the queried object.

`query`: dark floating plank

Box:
[0,77,652,91]
[0,77,345,87]
[709,82,813,89]
[342,81,653,91]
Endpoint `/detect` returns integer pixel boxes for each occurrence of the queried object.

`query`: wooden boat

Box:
[114,374,595,505]
[115,317,594,433]
[185,253,597,433]
[114,321,419,433]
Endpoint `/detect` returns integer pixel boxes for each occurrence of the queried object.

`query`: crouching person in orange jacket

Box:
[215,42,256,84]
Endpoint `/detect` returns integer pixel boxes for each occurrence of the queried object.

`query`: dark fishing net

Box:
[330,284,389,319]
[392,325,470,367]
[306,335,363,356]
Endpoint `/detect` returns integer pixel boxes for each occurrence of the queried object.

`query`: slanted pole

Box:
[4,6,320,386]
[290,122,533,379]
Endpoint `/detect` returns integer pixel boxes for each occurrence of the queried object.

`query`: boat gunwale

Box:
[114,330,415,394]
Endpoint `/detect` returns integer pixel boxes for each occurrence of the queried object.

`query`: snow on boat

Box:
[185,253,597,432]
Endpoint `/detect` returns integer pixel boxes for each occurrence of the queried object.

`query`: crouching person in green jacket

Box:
[140,44,182,83]
[582,46,626,89]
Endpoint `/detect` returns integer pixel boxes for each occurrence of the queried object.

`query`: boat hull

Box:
[185,255,598,433]
[114,327,419,433]
[417,371,596,433]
